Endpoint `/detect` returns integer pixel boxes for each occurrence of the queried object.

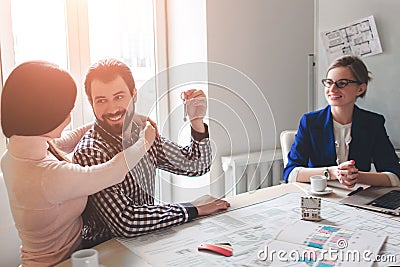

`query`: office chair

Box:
[280,130,297,168]
[0,174,21,266]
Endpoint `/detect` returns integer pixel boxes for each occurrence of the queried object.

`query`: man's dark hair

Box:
[84,58,135,103]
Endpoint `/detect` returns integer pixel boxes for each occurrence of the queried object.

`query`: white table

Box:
[57,181,393,267]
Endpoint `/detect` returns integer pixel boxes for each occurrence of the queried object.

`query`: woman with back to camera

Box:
[283,55,400,187]
[0,60,156,267]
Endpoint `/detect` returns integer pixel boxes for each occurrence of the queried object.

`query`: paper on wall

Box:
[320,15,383,63]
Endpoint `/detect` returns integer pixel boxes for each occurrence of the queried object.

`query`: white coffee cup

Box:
[310,175,327,192]
[71,249,99,267]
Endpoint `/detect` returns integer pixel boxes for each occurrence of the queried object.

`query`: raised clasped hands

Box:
[337,160,359,188]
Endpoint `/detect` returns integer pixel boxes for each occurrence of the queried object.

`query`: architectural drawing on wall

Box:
[320,15,383,63]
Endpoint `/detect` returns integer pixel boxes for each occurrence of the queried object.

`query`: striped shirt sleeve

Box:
[154,124,212,176]
[89,187,196,238]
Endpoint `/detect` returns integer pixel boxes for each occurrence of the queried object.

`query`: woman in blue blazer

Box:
[284,56,400,187]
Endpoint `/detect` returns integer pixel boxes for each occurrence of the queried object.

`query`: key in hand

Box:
[181,92,188,122]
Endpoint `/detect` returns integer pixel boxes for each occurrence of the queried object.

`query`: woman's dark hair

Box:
[1,61,77,137]
[326,55,372,98]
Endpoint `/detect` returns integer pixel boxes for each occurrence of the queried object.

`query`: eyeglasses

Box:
[321,79,361,89]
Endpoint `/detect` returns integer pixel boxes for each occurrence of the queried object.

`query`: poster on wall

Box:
[320,15,383,63]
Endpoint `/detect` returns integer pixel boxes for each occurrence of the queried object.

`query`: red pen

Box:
[198,243,233,257]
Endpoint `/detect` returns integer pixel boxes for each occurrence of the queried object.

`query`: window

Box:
[87,0,157,121]
[88,0,155,80]
[10,0,68,68]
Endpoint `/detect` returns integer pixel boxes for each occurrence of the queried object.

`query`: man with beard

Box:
[73,59,229,248]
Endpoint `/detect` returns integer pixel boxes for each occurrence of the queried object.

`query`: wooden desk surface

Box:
[55,182,360,267]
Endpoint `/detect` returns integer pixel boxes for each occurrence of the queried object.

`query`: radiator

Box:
[221,149,283,197]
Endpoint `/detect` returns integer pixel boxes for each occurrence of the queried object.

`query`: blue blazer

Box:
[283,105,400,182]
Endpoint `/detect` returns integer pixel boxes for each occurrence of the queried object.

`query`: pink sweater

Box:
[1,125,146,267]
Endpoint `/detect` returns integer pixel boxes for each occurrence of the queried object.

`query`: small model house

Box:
[301,196,321,221]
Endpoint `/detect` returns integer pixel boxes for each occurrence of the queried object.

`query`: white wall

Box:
[206,0,314,197]
[316,0,400,148]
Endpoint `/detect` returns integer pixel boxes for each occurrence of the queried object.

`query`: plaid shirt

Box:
[72,121,211,247]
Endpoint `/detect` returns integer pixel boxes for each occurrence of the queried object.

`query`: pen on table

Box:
[347,186,364,196]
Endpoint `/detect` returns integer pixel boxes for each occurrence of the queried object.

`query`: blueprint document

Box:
[320,15,382,63]
[117,193,400,266]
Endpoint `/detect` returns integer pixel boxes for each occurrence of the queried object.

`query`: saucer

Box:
[307,187,333,196]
